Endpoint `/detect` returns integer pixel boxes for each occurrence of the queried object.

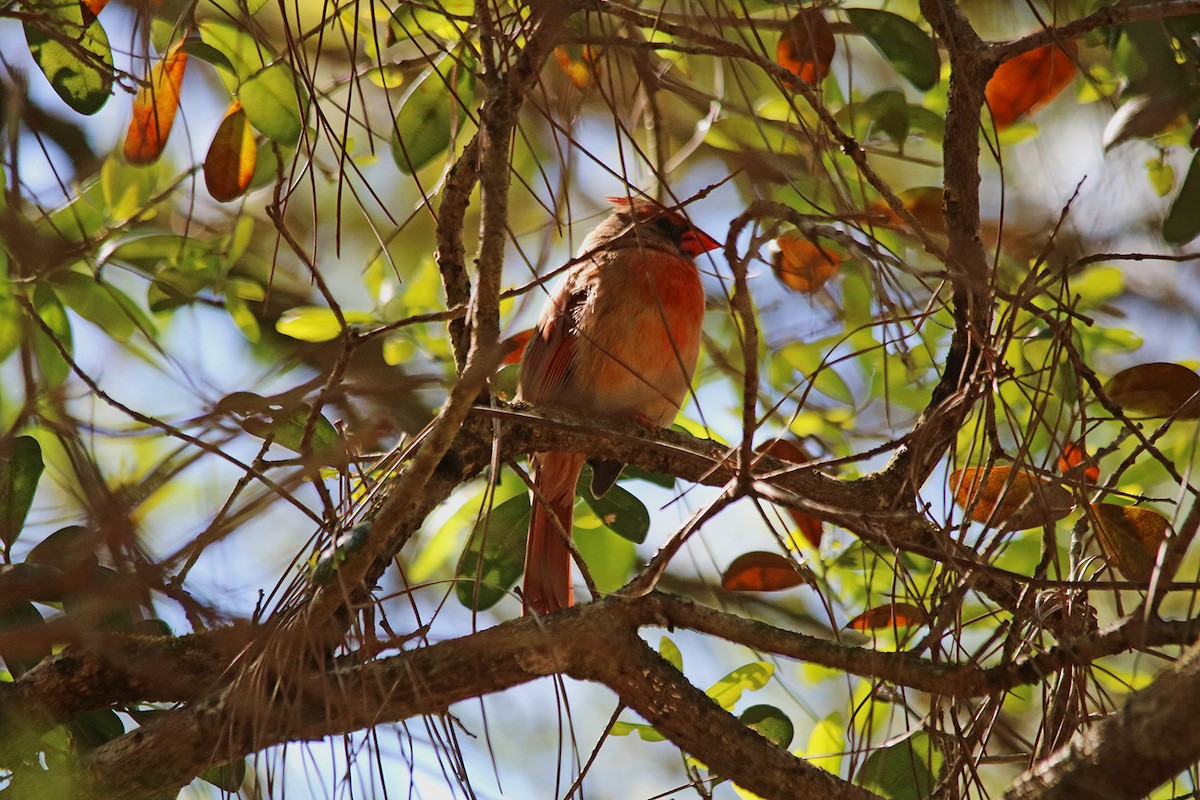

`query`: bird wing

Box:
[518,284,589,404]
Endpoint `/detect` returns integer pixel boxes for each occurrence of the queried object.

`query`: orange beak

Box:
[680,228,721,257]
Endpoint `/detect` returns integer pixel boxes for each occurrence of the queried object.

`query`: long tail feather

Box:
[523,452,585,614]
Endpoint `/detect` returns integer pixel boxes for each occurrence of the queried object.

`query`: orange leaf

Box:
[868,186,945,236]
[773,232,842,293]
[1105,362,1200,419]
[1090,503,1170,581]
[1057,442,1100,484]
[204,101,257,202]
[554,45,599,90]
[502,328,535,366]
[124,43,188,166]
[82,0,109,15]
[776,8,835,85]
[846,602,927,631]
[950,465,1074,530]
[985,40,1077,130]
[721,551,808,592]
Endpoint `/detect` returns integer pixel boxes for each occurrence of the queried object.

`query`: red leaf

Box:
[846,602,927,631]
[721,551,808,592]
[1057,442,1100,484]
[776,8,835,85]
[949,465,1074,530]
[985,40,1077,130]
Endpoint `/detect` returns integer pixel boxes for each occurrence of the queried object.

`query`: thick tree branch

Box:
[1006,630,1200,800]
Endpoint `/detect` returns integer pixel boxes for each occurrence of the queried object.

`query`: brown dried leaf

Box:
[1090,503,1170,581]
[950,465,1075,530]
[721,551,808,592]
[204,101,257,202]
[1105,362,1200,419]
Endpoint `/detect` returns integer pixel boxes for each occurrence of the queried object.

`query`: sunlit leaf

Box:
[0,437,44,552]
[804,712,845,774]
[659,636,682,671]
[776,8,835,85]
[276,306,374,342]
[391,52,474,174]
[985,40,1078,129]
[240,62,305,147]
[773,232,842,293]
[204,101,257,202]
[739,704,794,749]
[1104,362,1200,419]
[845,602,927,631]
[581,482,649,544]
[178,38,235,75]
[1090,503,1170,581]
[49,270,138,341]
[610,720,666,742]
[124,43,188,165]
[24,0,115,115]
[845,8,940,91]
[949,465,1075,530]
[706,662,774,709]
[455,493,529,610]
[1057,442,1100,484]
[721,551,808,592]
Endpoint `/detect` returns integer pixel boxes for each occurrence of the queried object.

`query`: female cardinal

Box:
[516,196,719,614]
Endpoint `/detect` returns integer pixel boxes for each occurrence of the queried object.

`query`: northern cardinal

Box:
[517,196,719,614]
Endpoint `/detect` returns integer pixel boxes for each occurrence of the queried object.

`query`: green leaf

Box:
[706,662,774,709]
[845,8,941,91]
[857,730,942,800]
[24,0,114,115]
[0,601,48,676]
[276,306,374,341]
[0,436,44,551]
[50,270,138,341]
[201,759,247,792]
[622,465,675,488]
[178,38,236,75]
[225,392,342,460]
[581,482,649,544]
[573,523,636,592]
[391,53,474,174]
[739,704,794,749]
[225,288,261,343]
[0,250,19,363]
[861,89,910,146]
[455,493,529,610]
[659,636,683,671]
[804,712,846,775]
[27,525,96,570]
[610,720,666,742]
[240,62,306,146]
[32,278,73,388]
[68,708,125,754]
[1164,151,1200,244]
[198,21,264,91]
